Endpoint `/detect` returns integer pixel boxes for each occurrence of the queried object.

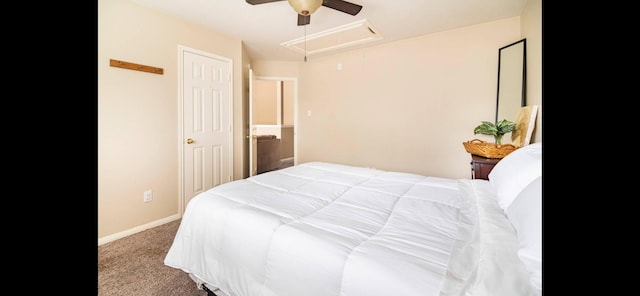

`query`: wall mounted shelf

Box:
[110,59,163,75]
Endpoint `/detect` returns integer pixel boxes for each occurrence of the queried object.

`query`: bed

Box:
[165,143,542,296]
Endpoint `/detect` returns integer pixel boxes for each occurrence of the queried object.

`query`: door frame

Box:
[249,71,298,177]
[178,45,233,215]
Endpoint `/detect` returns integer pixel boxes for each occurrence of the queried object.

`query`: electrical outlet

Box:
[144,190,152,202]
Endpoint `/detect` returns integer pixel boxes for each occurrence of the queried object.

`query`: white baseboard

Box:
[97,214,181,246]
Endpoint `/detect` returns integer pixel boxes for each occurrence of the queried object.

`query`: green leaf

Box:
[496,119,516,134]
[473,119,515,137]
[473,122,497,136]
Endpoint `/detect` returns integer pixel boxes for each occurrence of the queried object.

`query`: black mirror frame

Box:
[495,38,526,123]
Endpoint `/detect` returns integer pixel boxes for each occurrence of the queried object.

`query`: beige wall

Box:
[251,61,301,79]
[253,80,294,126]
[98,0,245,242]
[283,80,295,126]
[99,0,541,243]
[522,0,542,143]
[296,17,522,178]
[254,80,278,124]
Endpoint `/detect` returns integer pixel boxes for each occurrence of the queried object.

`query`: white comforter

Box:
[165,162,535,296]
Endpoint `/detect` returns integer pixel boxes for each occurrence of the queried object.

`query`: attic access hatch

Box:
[281,19,382,58]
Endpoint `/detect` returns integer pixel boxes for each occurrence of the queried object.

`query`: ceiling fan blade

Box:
[297,14,311,26]
[246,0,362,26]
[245,0,285,5]
[322,0,362,16]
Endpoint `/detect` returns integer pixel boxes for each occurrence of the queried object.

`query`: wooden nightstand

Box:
[470,155,500,180]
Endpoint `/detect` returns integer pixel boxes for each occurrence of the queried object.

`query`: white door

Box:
[180,46,233,213]
[249,68,258,176]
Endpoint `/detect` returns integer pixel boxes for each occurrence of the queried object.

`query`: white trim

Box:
[97,215,181,246]
[281,19,382,57]
[293,78,297,166]
[177,46,184,217]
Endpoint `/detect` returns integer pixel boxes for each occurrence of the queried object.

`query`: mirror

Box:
[496,38,526,123]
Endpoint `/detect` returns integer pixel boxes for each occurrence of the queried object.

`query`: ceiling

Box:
[132,0,530,61]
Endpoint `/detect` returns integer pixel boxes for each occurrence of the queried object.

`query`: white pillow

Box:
[488,142,542,210]
[506,176,542,293]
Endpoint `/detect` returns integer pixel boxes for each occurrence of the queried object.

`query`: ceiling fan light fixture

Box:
[288,0,322,16]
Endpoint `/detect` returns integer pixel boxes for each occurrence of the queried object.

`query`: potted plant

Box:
[473,119,516,145]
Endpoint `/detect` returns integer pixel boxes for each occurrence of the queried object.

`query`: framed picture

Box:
[511,105,538,147]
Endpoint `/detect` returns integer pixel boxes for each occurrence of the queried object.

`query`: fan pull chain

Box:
[304,24,307,62]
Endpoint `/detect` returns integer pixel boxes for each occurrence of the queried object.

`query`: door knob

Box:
[186,138,194,144]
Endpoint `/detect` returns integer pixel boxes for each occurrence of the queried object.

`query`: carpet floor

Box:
[98,219,208,296]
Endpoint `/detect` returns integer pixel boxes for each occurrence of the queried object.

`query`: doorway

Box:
[249,70,297,176]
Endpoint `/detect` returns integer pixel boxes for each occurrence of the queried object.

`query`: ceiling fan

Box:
[246,0,363,26]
